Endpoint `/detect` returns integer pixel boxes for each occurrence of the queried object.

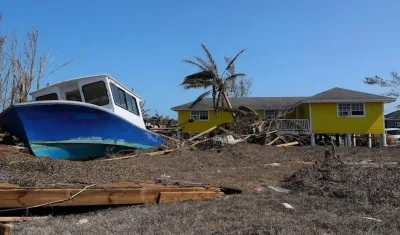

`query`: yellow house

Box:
[171,87,396,146]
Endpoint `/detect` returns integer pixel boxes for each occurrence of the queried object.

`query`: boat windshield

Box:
[81,81,109,106]
[66,89,82,102]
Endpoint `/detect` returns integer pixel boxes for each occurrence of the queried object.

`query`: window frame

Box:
[65,89,82,102]
[110,82,140,116]
[395,122,400,128]
[264,109,279,120]
[190,110,209,121]
[35,93,59,101]
[125,94,140,116]
[81,81,110,106]
[337,103,365,117]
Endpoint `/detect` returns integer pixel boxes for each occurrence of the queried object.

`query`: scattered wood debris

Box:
[281,202,294,209]
[360,217,382,222]
[137,106,307,158]
[267,185,291,193]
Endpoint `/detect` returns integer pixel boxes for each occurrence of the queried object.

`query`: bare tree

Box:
[224,56,252,97]
[0,14,78,110]
[0,13,14,110]
[140,100,151,118]
[364,72,400,108]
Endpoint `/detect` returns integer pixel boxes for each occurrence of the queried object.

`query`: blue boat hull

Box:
[0,101,164,160]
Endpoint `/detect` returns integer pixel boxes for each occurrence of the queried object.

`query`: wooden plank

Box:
[266,136,280,145]
[0,217,48,222]
[276,141,299,147]
[158,191,222,203]
[0,186,222,208]
[0,223,10,235]
[188,126,218,141]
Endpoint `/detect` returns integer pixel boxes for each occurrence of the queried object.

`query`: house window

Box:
[395,122,400,127]
[264,110,278,120]
[337,103,365,116]
[35,93,58,101]
[190,110,209,120]
[82,81,109,106]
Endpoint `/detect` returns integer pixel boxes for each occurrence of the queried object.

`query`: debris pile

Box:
[281,145,400,207]
[148,106,309,156]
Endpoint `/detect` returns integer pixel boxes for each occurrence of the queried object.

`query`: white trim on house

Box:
[304,99,395,104]
[190,110,209,121]
[382,103,386,134]
[336,102,366,118]
[309,103,312,132]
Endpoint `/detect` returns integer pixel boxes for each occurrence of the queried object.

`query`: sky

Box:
[1,0,400,118]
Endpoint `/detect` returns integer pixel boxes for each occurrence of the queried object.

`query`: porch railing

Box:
[274,119,310,132]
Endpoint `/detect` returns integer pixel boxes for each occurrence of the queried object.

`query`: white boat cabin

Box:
[29,74,146,129]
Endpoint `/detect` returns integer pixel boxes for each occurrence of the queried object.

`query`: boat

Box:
[0,74,165,161]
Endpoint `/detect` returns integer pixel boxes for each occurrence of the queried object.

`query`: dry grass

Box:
[0,143,399,235]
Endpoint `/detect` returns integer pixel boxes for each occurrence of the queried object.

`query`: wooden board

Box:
[158,191,221,203]
[0,181,224,208]
[0,224,10,235]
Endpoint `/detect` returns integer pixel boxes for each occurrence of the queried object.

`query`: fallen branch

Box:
[101,149,176,161]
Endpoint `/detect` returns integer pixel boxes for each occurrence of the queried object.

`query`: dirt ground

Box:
[0,143,399,235]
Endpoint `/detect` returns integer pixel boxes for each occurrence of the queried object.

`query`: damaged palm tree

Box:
[181,44,246,117]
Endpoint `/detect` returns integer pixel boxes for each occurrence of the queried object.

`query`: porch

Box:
[273,119,311,133]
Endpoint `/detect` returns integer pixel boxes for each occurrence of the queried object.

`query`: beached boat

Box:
[0,74,165,160]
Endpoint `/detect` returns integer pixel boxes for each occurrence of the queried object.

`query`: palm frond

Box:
[224,73,246,82]
[224,49,246,71]
[224,56,235,75]
[182,59,207,71]
[189,89,212,108]
[183,70,214,80]
[180,70,215,89]
[200,44,218,73]
[194,56,213,71]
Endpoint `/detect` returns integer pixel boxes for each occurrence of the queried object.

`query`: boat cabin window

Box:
[82,81,109,106]
[66,89,82,102]
[110,83,140,116]
[35,93,58,101]
[111,83,128,109]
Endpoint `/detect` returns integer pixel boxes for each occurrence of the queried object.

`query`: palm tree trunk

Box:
[222,91,236,118]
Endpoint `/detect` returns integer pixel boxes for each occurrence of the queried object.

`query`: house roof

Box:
[171,97,306,111]
[302,87,396,103]
[385,110,400,119]
[170,87,397,111]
